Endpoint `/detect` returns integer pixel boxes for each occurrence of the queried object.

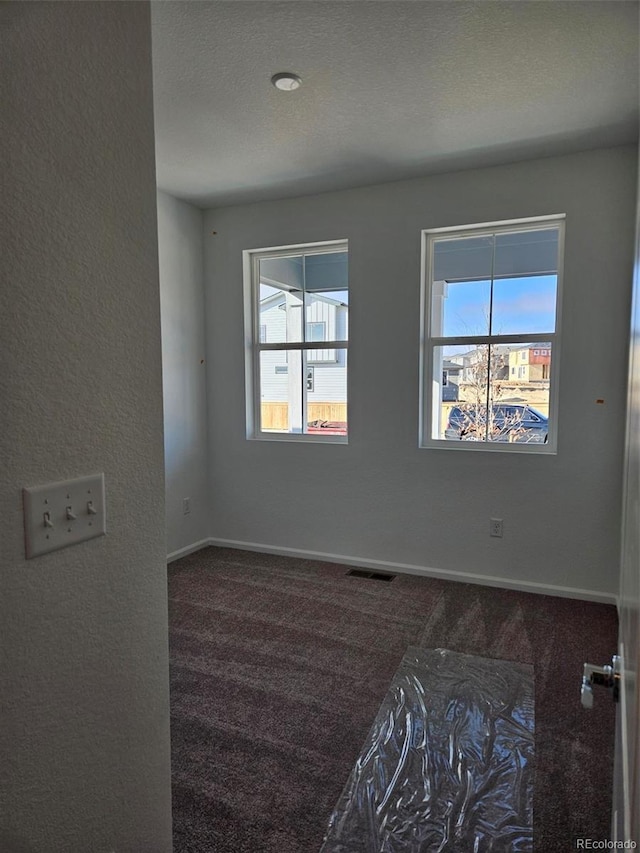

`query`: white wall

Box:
[204,146,637,600]
[157,191,210,557]
[0,4,172,852]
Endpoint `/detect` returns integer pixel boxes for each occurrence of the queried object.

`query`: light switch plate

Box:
[23,473,106,558]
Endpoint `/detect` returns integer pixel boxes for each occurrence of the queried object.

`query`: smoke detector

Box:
[271,72,302,91]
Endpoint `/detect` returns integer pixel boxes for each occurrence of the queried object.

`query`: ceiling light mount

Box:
[271,72,302,92]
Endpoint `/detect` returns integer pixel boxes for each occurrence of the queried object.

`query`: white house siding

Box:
[259,296,347,404]
[308,358,347,403]
[260,301,288,402]
[306,295,338,362]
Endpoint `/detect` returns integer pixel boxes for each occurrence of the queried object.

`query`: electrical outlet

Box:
[490,518,503,538]
[182,497,191,515]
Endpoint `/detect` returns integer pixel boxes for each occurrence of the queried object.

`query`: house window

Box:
[306,321,325,342]
[420,216,563,451]
[244,240,348,440]
[305,319,336,363]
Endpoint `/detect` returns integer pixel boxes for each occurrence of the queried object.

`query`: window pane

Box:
[303,251,348,294]
[494,228,559,278]
[491,228,558,336]
[260,350,301,433]
[454,344,491,441]
[492,275,557,335]
[305,291,348,345]
[435,342,551,443]
[431,346,468,438]
[259,256,303,343]
[488,342,551,444]
[303,252,349,343]
[433,235,493,283]
[260,349,348,436]
[432,236,493,337]
[436,279,492,338]
[306,349,348,436]
[304,252,349,342]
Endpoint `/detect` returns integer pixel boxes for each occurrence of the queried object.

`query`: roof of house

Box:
[260,291,347,310]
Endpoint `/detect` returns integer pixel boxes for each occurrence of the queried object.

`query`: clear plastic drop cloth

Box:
[320,648,534,853]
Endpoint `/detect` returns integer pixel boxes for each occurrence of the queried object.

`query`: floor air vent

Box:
[346,569,396,582]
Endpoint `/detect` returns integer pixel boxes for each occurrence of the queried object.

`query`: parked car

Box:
[445,404,548,443]
[307,419,347,436]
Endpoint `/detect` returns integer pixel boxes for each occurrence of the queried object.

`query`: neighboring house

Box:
[442,359,461,401]
[449,345,512,385]
[259,290,348,425]
[508,344,552,382]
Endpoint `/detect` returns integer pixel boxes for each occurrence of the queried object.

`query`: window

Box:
[420,216,563,451]
[306,321,325,342]
[306,319,336,364]
[244,240,348,440]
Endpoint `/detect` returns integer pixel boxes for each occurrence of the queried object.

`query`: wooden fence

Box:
[261,402,347,432]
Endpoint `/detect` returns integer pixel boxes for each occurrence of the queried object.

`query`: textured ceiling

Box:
[151,0,639,209]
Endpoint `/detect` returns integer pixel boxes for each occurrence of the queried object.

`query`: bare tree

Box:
[456,345,527,441]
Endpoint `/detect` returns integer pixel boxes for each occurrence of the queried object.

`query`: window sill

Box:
[249,432,349,445]
[421,438,556,454]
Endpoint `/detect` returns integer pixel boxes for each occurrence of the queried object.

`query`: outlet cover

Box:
[23,473,106,558]
[490,518,503,538]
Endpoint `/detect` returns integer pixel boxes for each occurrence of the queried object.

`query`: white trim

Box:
[618,641,632,842]
[167,538,212,564]
[244,239,349,259]
[204,537,617,604]
[425,438,557,455]
[424,213,566,236]
[249,431,348,444]
[259,340,349,352]
[429,333,555,347]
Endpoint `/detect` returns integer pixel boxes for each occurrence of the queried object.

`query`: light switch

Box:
[23,473,106,558]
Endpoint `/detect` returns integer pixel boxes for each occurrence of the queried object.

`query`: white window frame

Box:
[419,215,565,453]
[243,239,348,443]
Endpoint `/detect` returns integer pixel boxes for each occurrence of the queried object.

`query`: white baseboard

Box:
[167,538,213,564]
[204,537,617,605]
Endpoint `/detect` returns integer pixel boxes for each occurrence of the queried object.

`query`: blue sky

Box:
[440,275,557,338]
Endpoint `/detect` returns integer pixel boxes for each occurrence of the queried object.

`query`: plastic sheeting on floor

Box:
[321,647,534,853]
